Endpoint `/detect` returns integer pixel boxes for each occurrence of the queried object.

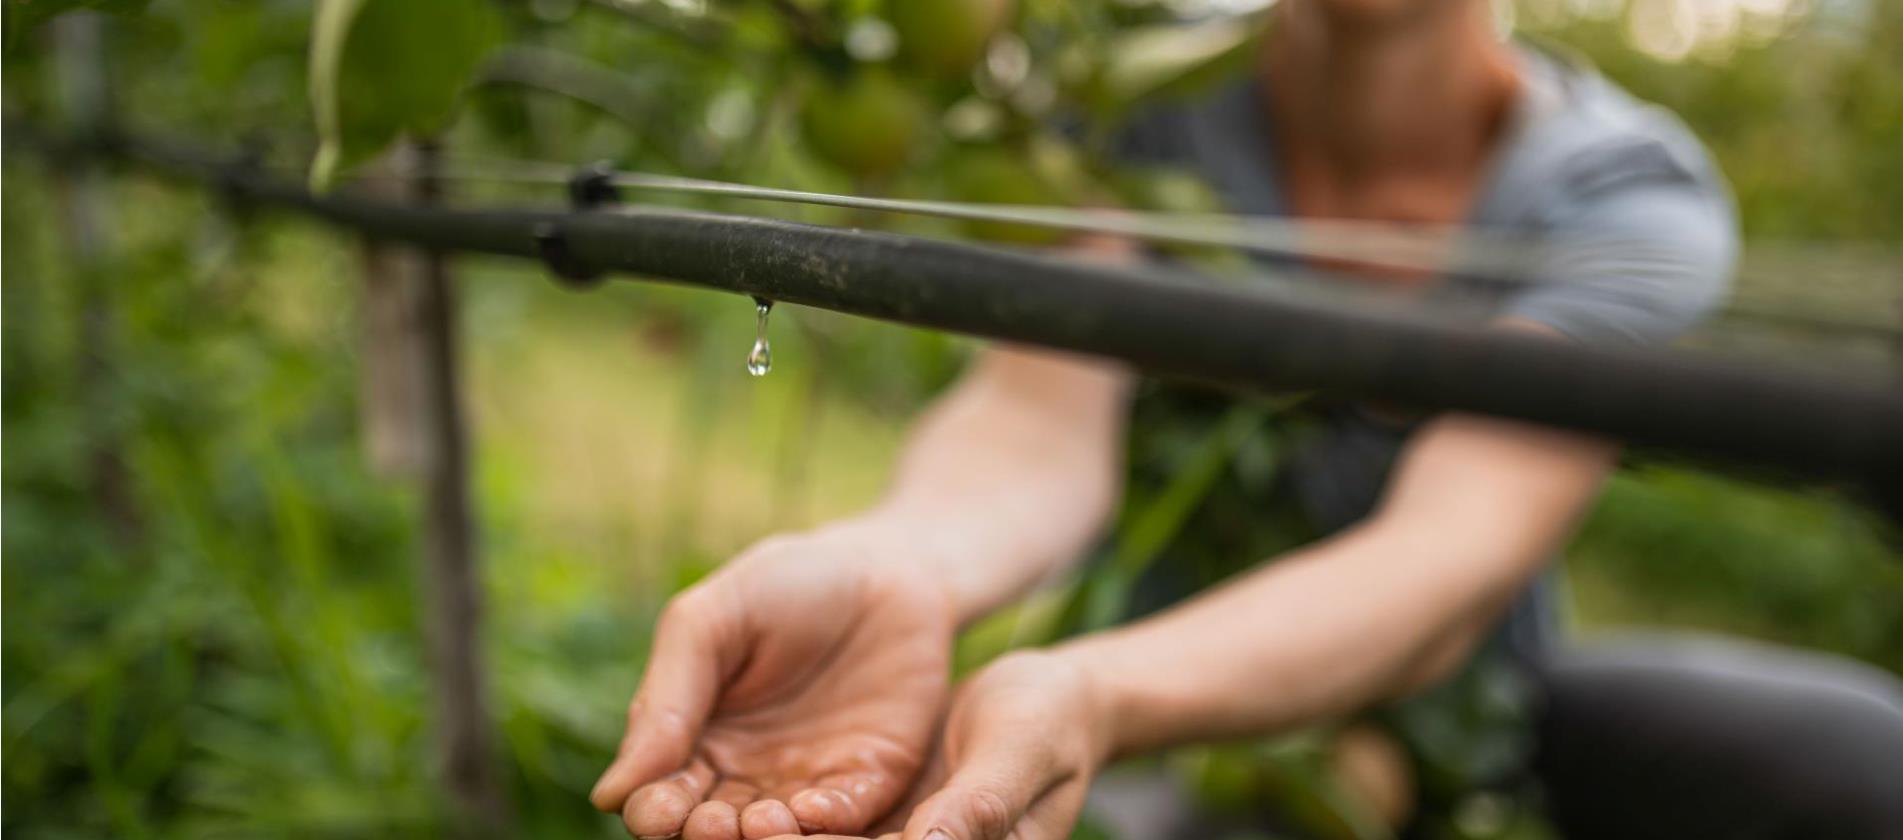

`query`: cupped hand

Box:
[885,649,1115,840]
[590,521,958,840]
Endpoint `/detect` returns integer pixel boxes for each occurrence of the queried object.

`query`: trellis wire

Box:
[431,155,1645,285]
[123,146,1900,336]
[15,123,1903,514]
[428,155,1903,339]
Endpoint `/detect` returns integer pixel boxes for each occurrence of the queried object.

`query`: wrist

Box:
[1048,636,1148,764]
[974,648,1124,772]
[832,505,1000,626]
[810,510,978,621]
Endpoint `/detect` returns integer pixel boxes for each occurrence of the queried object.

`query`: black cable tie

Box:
[568,160,621,210]
[533,221,602,288]
[541,161,621,288]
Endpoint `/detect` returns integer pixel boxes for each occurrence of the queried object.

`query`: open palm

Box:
[591,526,955,840]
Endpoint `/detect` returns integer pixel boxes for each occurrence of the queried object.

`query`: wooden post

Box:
[52,12,143,546]
[407,141,510,834]
[357,155,430,478]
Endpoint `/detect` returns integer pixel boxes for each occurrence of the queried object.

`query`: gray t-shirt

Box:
[1117,45,1736,343]
[1115,44,1738,653]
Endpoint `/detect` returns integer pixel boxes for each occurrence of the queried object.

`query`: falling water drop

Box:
[745,296,773,377]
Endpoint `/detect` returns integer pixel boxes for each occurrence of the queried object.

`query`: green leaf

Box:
[1094,18,1253,112]
[307,0,504,190]
[1049,403,1271,635]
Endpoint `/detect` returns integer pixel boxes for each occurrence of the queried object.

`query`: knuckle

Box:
[958,785,1016,838]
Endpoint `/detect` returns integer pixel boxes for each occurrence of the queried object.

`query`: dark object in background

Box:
[1533,633,1903,839]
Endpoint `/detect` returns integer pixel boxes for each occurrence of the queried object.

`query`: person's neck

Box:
[1261,0,1521,185]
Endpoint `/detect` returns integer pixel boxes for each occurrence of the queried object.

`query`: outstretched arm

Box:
[591,241,1135,840]
[853,233,1141,622]
[1069,409,1614,755]
[889,408,1616,840]
[867,343,1131,624]
[890,175,1736,840]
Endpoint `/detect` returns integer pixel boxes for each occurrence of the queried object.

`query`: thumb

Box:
[898,738,1055,840]
[865,730,951,836]
[590,589,737,812]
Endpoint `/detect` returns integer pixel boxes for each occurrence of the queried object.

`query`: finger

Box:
[758,835,901,840]
[870,742,949,835]
[899,748,1056,840]
[1011,778,1090,840]
[593,590,736,811]
[757,835,900,840]
[762,781,805,801]
[708,780,759,810]
[787,772,887,834]
[684,800,741,840]
[739,799,800,839]
[622,759,716,840]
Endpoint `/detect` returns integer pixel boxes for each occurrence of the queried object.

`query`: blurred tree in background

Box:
[2,0,1898,837]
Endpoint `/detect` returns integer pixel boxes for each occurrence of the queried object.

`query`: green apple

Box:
[890,0,1014,79]
[946,148,1066,245]
[799,67,927,179]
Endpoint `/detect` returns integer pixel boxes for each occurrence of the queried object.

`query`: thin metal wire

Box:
[31,122,1891,505]
[424,156,1903,341]
[431,156,1576,282]
[225,151,1900,339]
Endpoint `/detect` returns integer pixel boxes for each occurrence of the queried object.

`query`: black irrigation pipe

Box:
[21,125,1903,510]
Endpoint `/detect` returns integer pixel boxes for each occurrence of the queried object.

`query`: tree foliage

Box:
[3,1,1899,838]
[308,0,504,189]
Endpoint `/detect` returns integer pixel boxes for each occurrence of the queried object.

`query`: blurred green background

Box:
[3,0,1900,837]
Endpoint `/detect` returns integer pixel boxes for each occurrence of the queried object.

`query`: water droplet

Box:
[746,339,772,376]
[746,297,773,377]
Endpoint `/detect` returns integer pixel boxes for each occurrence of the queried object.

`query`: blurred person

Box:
[589,0,1903,839]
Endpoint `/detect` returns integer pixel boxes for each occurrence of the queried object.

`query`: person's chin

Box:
[1306,0,1463,34]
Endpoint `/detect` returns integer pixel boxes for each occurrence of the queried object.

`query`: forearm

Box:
[843,345,1132,624]
[1059,413,1614,757]
[1060,520,1518,756]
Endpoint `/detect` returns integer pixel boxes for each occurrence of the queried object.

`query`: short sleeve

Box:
[1502,152,1738,347]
